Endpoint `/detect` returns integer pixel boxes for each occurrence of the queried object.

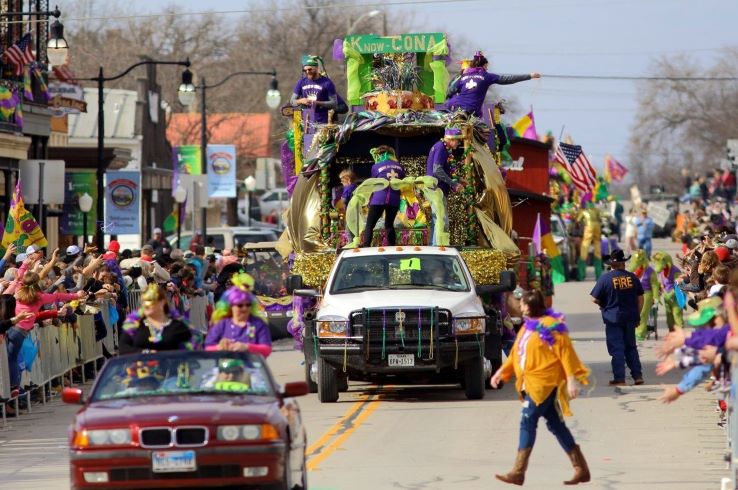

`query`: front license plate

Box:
[388,354,415,367]
[152,450,197,473]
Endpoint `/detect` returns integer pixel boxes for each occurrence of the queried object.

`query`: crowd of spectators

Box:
[0,235,276,416]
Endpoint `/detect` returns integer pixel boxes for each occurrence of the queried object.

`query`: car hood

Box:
[319,289,484,319]
[77,395,280,428]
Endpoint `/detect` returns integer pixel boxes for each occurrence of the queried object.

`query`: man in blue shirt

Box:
[590,249,645,386]
[361,146,405,247]
[634,208,655,257]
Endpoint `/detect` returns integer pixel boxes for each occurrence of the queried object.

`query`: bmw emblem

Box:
[168,415,179,423]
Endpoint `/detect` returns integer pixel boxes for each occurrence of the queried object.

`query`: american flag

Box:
[4,34,35,76]
[51,64,76,83]
[554,142,597,192]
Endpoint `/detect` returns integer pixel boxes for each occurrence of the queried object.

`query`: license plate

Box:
[152,450,197,473]
[388,354,415,367]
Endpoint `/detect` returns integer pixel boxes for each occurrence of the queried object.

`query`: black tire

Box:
[317,357,339,403]
[464,356,485,400]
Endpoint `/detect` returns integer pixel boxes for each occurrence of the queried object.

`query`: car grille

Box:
[109,465,241,481]
[140,428,171,447]
[176,428,207,446]
[139,427,208,448]
[350,308,451,360]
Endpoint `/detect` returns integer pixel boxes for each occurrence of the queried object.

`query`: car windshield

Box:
[90,352,274,402]
[245,249,289,298]
[330,254,470,294]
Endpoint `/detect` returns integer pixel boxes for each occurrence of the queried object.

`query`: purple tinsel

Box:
[280,140,298,196]
[332,38,345,62]
[222,286,255,306]
[523,309,568,346]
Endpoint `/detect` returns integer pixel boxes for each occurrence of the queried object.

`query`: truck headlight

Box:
[317,316,349,337]
[452,316,485,335]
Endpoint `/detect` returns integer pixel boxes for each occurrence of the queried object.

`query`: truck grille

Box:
[350,307,450,360]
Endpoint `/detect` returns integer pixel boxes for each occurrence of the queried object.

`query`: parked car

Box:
[239,189,289,226]
[63,350,308,489]
[168,227,279,251]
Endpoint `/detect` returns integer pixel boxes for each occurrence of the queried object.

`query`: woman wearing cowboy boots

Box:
[490,289,591,486]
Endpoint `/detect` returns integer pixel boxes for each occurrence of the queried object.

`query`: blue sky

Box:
[113,0,737,171]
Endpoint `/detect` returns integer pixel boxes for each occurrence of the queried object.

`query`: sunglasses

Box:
[233,303,252,308]
[303,68,316,72]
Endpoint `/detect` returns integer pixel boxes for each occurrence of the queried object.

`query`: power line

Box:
[56,0,480,24]
[544,74,738,81]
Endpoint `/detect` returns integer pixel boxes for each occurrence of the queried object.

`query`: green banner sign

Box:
[61,171,97,236]
[174,145,202,175]
[345,33,445,54]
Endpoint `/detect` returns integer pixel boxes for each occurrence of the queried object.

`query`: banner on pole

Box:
[105,171,141,235]
[207,144,237,198]
[61,172,97,236]
[173,145,202,175]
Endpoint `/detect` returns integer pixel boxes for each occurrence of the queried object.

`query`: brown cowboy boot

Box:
[564,444,591,485]
[495,447,532,486]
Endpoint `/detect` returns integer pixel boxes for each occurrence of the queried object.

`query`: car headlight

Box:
[217,424,279,441]
[452,315,485,335]
[316,316,349,337]
[73,428,132,448]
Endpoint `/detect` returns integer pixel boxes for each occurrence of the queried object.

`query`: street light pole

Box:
[200,77,208,246]
[81,58,191,251]
[180,69,280,239]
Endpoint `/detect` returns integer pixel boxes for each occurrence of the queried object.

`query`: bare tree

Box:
[628,48,738,191]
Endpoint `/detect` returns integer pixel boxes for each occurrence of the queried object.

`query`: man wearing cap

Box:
[141,244,170,284]
[147,228,172,257]
[590,249,645,386]
[425,127,465,246]
[291,55,337,124]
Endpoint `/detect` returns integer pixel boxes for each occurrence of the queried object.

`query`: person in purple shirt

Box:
[361,146,405,247]
[426,126,465,245]
[446,51,540,116]
[205,286,272,357]
[290,56,337,124]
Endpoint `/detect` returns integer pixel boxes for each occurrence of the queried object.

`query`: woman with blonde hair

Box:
[490,289,590,486]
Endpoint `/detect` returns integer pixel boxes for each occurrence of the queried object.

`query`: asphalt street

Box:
[0,239,729,489]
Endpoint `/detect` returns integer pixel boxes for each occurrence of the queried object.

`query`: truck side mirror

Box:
[477,271,517,295]
[286,274,304,293]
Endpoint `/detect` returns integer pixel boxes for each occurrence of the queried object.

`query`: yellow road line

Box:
[306,396,381,471]
[305,396,368,456]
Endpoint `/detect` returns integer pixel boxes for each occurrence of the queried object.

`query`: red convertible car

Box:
[62,350,308,489]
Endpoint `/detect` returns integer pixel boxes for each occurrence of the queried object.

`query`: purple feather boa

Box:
[523,309,568,345]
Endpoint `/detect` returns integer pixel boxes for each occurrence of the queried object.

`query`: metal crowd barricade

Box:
[128,289,142,313]
[189,295,209,333]
[1,300,117,427]
[728,356,738,490]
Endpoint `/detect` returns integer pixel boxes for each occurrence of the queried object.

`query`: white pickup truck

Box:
[290,246,515,403]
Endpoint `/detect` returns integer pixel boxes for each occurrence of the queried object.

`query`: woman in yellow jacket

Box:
[490,289,591,486]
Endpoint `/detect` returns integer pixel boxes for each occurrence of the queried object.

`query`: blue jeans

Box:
[519,388,576,452]
[605,321,643,381]
[637,237,652,257]
[5,327,27,388]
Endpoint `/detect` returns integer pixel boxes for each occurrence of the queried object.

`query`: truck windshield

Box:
[330,254,470,294]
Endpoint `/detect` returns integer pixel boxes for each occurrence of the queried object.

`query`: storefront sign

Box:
[207,145,236,198]
[48,81,87,116]
[105,171,141,235]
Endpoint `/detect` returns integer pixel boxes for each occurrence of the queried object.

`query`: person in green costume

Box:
[651,251,684,333]
[627,250,659,341]
[576,201,603,280]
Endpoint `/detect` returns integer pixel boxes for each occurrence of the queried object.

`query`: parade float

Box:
[276,32,539,398]
[280,32,521,287]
